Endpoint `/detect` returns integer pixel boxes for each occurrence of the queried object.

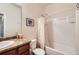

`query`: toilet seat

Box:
[33,48,45,55]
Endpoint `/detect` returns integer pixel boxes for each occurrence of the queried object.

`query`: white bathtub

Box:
[46,46,64,55]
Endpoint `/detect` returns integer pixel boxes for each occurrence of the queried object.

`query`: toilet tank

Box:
[30,39,37,50]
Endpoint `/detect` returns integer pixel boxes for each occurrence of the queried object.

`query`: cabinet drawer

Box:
[18,44,29,54]
[1,49,17,55]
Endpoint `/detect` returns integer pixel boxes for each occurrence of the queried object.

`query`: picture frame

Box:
[26,18,34,27]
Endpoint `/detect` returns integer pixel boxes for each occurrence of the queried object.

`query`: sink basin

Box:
[0,41,14,49]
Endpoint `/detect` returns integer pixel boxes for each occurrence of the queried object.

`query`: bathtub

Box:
[46,46,64,55]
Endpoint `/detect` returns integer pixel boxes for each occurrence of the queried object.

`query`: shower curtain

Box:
[37,16,45,49]
[45,16,76,54]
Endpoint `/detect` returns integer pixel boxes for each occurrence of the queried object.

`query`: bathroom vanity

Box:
[0,39,31,55]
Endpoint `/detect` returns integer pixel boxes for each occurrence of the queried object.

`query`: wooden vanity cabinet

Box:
[18,43,30,55]
[0,42,30,55]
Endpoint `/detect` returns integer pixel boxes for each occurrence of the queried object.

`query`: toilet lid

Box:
[33,48,45,55]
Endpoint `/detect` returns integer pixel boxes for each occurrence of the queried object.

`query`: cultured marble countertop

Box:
[0,39,31,53]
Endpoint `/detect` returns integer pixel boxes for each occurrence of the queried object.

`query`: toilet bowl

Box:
[33,48,45,55]
[30,39,45,55]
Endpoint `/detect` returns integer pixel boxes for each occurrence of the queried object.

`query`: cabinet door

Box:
[18,43,30,55]
[1,49,17,55]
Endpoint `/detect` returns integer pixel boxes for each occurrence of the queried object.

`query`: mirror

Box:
[0,13,4,37]
[0,4,22,37]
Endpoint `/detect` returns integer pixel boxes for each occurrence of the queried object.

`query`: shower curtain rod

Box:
[40,13,51,18]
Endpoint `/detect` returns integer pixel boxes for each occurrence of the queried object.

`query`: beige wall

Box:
[20,4,46,40]
[45,21,54,48]
[45,3,75,19]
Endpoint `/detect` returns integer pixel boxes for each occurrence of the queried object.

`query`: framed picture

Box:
[26,18,34,26]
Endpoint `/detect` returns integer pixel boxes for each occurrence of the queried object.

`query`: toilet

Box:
[30,39,45,55]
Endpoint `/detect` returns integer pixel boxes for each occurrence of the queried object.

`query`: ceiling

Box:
[15,3,52,7]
